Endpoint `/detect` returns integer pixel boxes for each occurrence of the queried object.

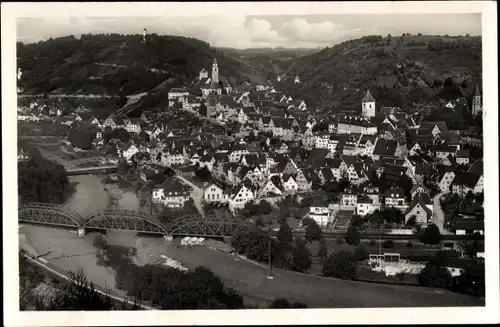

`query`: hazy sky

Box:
[17,14,481,48]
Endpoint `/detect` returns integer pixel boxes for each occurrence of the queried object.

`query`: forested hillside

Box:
[281,34,482,111]
[17,34,269,95]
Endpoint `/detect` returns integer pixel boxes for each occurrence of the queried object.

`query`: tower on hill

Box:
[362,89,376,118]
[295,74,300,84]
[472,84,482,116]
[143,28,147,42]
[212,58,219,84]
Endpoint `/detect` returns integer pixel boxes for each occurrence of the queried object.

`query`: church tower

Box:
[295,75,300,84]
[212,58,219,84]
[362,89,376,118]
[472,84,482,116]
[143,28,147,42]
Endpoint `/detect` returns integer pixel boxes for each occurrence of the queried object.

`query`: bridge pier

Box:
[77,227,86,237]
[163,234,174,243]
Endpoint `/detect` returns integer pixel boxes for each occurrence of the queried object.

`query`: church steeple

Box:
[212,58,219,84]
[472,84,482,116]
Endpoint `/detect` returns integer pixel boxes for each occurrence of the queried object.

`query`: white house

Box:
[203,181,229,204]
[152,177,192,208]
[309,205,331,227]
[228,185,255,213]
[168,88,190,107]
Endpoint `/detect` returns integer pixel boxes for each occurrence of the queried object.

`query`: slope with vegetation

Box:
[17,34,269,97]
[283,34,482,111]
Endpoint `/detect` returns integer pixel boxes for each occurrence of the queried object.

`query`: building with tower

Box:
[277,75,281,83]
[295,75,300,84]
[212,58,219,84]
[472,84,482,116]
[143,28,147,42]
[362,89,376,118]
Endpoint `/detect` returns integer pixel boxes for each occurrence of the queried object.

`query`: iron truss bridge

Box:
[18,203,252,237]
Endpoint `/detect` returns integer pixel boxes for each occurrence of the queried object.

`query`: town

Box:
[17,34,485,310]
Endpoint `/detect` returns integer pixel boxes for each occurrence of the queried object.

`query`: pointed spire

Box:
[475,84,481,96]
[213,58,217,66]
[362,89,375,102]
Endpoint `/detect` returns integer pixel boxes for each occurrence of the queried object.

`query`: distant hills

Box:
[279,34,482,111]
[17,33,482,117]
[16,34,270,96]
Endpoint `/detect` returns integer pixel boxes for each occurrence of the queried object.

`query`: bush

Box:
[354,245,368,261]
[382,240,394,248]
[406,241,413,248]
[322,250,357,280]
[268,298,308,309]
[302,218,322,242]
[292,239,312,272]
[345,225,361,245]
[18,157,70,204]
[419,224,442,246]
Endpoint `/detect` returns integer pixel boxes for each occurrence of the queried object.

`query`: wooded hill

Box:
[279,34,482,112]
[17,34,269,96]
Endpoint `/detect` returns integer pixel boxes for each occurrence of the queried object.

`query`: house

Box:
[228,184,255,213]
[340,188,357,211]
[384,186,407,210]
[203,181,229,204]
[419,121,448,137]
[456,149,470,165]
[404,193,433,226]
[357,135,377,156]
[337,115,377,135]
[363,184,381,205]
[258,177,283,198]
[282,174,299,193]
[455,218,484,235]
[152,177,192,208]
[120,143,140,161]
[371,139,402,160]
[356,195,380,216]
[435,145,457,159]
[163,149,185,167]
[451,171,483,197]
[410,184,430,199]
[438,166,456,193]
[414,163,433,183]
[295,169,312,192]
[309,202,332,227]
[168,88,190,106]
[125,118,144,134]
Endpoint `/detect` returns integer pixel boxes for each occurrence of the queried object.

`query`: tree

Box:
[199,103,208,117]
[318,239,328,258]
[345,224,361,246]
[67,127,94,150]
[195,166,211,181]
[276,221,293,246]
[418,262,453,290]
[322,250,357,280]
[354,245,368,261]
[268,298,308,309]
[302,218,322,242]
[406,215,417,228]
[18,157,70,204]
[258,200,273,215]
[419,223,442,246]
[292,239,312,272]
[452,260,485,297]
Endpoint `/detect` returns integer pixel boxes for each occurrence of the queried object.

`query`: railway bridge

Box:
[18,203,251,238]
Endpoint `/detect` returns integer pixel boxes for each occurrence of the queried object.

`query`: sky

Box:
[17,14,481,49]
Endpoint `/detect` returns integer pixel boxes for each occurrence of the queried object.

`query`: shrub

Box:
[382,240,394,248]
[322,250,357,280]
[406,241,413,248]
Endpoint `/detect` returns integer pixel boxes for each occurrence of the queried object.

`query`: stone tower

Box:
[212,58,219,84]
[472,84,482,116]
[295,75,300,84]
[143,28,147,42]
[362,89,376,118]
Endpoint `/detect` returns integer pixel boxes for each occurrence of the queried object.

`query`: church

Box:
[194,59,231,98]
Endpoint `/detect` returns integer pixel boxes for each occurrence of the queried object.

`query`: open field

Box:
[19,225,483,308]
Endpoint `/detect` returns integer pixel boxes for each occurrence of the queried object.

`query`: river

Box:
[64,175,109,217]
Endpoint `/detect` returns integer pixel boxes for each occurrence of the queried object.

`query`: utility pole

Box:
[267,225,273,279]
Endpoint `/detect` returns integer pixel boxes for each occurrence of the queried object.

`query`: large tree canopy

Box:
[18,157,71,204]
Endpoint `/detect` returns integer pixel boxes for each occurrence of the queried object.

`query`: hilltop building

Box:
[143,28,147,42]
[195,58,223,98]
[472,84,482,116]
[362,89,376,119]
[295,75,300,84]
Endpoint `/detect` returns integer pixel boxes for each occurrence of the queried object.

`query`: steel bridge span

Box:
[18,203,251,237]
